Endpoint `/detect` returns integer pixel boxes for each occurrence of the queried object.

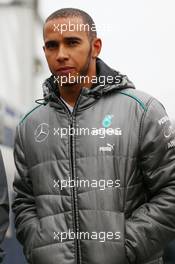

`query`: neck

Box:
[59,63,96,107]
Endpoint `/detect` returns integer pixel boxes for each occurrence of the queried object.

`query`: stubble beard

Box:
[59,46,92,89]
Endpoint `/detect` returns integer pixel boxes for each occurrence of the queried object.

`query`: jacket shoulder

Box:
[118,89,157,112]
[19,103,49,126]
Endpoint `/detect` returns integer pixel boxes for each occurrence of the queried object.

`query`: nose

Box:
[56,44,69,62]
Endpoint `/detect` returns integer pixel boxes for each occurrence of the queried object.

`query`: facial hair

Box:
[60,45,92,88]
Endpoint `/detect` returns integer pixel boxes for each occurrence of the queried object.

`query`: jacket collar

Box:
[37,58,135,112]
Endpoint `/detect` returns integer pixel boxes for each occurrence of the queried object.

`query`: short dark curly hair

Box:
[44,8,97,40]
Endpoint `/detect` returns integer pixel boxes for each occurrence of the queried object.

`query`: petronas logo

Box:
[102,115,114,128]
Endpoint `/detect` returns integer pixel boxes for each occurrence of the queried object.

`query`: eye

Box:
[45,41,58,49]
[66,39,80,46]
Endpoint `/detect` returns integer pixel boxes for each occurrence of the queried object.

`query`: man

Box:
[0,149,9,263]
[12,8,175,264]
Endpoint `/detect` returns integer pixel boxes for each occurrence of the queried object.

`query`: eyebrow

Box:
[64,36,82,42]
[45,40,58,46]
[45,36,82,46]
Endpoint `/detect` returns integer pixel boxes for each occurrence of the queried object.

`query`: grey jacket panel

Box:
[12,59,175,264]
[0,149,9,263]
[125,95,175,263]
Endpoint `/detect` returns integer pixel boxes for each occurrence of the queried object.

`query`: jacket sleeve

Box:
[12,124,39,261]
[125,98,175,263]
[0,149,9,263]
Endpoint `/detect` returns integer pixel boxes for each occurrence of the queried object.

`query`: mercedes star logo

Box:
[34,123,50,143]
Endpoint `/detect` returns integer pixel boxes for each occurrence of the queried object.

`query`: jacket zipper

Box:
[57,91,83,264]
[70,120,80,264]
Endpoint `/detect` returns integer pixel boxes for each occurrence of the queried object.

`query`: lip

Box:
[56,67,75,74]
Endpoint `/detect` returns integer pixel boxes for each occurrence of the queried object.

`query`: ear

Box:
[91,38,102,59]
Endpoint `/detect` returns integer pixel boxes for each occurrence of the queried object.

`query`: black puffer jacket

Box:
[0,149,9,263]
[12,58,175,264]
